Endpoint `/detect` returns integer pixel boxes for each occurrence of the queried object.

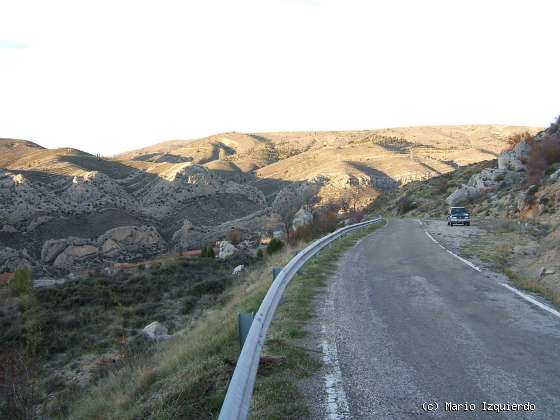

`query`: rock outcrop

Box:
[447,143,530,206]
[172,208,284,251]
[291,208,313,231]
[141,163,266,219]
[41,225,166,268]
[497,141,530,172]
[61,171,134,211]
[53,245,99,268]
[98,226,165,259]
[142,321,170,341]
[217,241,237,259]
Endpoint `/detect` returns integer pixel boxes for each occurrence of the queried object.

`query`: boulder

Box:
[142,321,170,341]
[218,241,237,259]
[291,208,313,231]
[232,265,245,276]
[497,141,531,172]
[53,245,98,268]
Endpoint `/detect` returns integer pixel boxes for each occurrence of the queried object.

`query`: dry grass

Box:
[65,245,303,419]
[504,269,560,308]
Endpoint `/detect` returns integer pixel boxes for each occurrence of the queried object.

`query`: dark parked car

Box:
[447,206,470,226]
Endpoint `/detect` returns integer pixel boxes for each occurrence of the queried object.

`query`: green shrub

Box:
[9,268,33,296]
[189,279,225,296]
[181,296,197,314]
[256,249,264,259]
[201,246,215,258]
[396,196,416,214]
[267,238,284,255]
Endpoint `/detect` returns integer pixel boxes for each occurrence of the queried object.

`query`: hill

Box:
[0,125,538,275]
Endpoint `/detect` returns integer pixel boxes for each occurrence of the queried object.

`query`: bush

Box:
[0,350,39,419]
[527,132,560,183]
[266,238,284,255]
[189,279,225,297]
[396,196,416,214]
[200,246,215,258]
[505,131,533,151]
[225,229,242,245]
[256,249,264,259]
[9,268,33,296]
[181,296,197,314]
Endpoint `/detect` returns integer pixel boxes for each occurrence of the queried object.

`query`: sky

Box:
[0,0,558,156]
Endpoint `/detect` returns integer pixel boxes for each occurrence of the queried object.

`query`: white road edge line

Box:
[423,228,559,318]
[321,324,350,420]
[424,230,481,272]
[424,231,438,243]
[500,283,560,319]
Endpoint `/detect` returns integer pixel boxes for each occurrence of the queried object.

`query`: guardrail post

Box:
[238,312,254,350]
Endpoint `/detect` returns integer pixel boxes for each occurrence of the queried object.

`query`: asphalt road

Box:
[319,218,560,419]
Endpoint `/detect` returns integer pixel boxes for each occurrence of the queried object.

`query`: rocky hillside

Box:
[370,116,560,304]
[0,125,536,274]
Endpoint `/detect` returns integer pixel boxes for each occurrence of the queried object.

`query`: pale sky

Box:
[1,0,558,156]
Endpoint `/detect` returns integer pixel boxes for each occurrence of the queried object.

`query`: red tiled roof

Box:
[0,272,13,285]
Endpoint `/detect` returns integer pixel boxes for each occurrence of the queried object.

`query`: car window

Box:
[451,208,467,214]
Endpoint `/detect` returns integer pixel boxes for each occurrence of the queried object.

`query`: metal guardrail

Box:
[218,217,383,420]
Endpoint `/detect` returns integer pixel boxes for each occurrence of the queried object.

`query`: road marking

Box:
[501,283,560,319]
[422,227,559,319]
[424,231,438,243]
[445,249,482,272]
[321,324,350,420]
[424,230,481,272]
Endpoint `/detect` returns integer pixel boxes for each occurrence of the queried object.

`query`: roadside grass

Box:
[459,224,560,309]
[64,246,302,419]
[250,220,386,419]
[461,238,515,270]
[504,269,560,308]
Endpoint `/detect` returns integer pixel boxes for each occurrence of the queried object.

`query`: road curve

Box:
[318,218,560,419]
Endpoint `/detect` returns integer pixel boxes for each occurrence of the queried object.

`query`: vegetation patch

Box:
[54,247,302,419]
[504,269,560,308]
[0,253,256,418]
[250,220,386,419]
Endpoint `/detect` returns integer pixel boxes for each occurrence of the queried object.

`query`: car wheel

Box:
[466,222,470,226]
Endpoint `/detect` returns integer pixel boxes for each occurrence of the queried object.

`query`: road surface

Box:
[314,218,560,419]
